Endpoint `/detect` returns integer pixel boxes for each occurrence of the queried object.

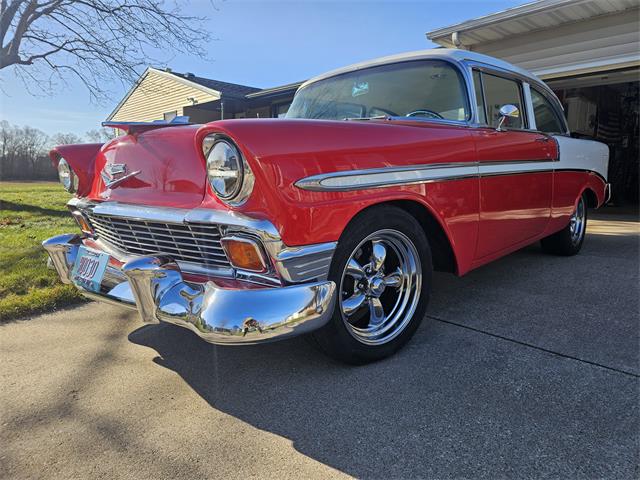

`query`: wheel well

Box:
[356,200,457,274]
[583,188,598,209]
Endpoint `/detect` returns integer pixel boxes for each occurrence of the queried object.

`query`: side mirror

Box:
[496,104,519,131]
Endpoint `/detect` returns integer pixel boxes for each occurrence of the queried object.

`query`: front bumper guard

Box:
[43,234,336,345]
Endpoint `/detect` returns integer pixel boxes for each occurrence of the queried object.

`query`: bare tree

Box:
[85,126,116,143]
[0,121,51,180]
[19,125,48,173]
[0,1,211,102]
[51,131,83,145]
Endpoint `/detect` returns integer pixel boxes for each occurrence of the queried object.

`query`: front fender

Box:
[50,143,103,197]
[196,119,479,274]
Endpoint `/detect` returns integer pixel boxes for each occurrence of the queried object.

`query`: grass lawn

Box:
[0,182,85,321]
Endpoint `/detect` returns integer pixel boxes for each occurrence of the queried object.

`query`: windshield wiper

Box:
[343,115,391,121]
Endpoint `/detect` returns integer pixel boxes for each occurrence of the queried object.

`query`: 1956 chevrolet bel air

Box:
[44,49,610,363]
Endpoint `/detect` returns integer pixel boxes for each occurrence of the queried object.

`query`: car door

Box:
[471,69,555,260]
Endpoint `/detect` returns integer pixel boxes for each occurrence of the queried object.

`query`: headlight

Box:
[57,158,78,193]
[204,135,254,205]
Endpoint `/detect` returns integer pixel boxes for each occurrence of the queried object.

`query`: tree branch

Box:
[0,0,212,102]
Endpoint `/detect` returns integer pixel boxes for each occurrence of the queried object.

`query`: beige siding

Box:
[472,9,640,79]
[110,70,220,122]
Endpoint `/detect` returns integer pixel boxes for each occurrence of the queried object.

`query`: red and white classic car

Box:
[44,49,609,363]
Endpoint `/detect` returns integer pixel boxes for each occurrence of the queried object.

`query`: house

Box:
[427,0,639,203]
[106,67,302,123]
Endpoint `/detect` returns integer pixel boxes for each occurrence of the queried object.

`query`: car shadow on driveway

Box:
[127,212,639,478]
[128,298,638,478]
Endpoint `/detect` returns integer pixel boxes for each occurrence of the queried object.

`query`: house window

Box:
[273,102,291,118]
[163,111,177,121]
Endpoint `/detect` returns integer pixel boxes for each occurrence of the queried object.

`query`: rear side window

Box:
[531,88,565,134]
[481,73,524,129]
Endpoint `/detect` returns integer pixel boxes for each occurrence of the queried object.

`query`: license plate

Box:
[71,246,109,293]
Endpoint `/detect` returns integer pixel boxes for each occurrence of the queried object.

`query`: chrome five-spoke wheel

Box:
[541,192,588,256]
[311,205,431,364]
[569,196,586,244]
[339,229,422,345]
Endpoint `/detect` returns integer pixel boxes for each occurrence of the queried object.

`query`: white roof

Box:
[300,48,544,89]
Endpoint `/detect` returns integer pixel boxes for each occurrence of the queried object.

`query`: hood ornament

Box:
[101,163,141,189]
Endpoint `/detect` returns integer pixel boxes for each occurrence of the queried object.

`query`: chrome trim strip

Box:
[295,159,558,192]
[296,162,479,192]
[70,199,281,240]
[479,168,553,178]
[554,168,608,184]
[274,242,337,283]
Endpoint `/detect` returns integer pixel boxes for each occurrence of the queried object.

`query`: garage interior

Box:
[548,68,639,205]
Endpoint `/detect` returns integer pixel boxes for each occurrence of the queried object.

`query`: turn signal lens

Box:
[221,237,267,272]
[71,210,94,235]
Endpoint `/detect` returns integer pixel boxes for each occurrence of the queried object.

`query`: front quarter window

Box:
[286,60,470,122]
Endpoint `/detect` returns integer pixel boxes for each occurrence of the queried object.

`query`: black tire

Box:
[311,205,432,364]
[541,194,588,256]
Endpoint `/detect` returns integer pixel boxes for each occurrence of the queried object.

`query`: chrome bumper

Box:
[43,234,336,345]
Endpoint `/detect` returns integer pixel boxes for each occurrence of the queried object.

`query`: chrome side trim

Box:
[295,159,558,192]
[554,168,608,184]
[274,242,337,283]
[296,162,479,192]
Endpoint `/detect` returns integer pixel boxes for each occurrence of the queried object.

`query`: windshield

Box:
[286,60,470,122]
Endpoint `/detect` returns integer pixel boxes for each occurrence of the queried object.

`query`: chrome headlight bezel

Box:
[203,134,254,206]
[57,158,78,193]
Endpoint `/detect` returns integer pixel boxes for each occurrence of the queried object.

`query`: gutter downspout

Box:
[452,31,467,50]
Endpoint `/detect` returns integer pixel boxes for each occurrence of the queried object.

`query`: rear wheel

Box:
[312,206,432,364]
[541,194,587,256]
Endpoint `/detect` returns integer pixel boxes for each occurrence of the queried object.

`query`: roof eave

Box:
[426,0,583,42]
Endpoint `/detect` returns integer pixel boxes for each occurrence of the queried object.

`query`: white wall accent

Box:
[553,135,609,180]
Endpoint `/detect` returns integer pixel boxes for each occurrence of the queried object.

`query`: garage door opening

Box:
[547,68,639,206]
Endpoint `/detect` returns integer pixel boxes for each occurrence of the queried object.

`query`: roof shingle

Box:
[167,70,262,98]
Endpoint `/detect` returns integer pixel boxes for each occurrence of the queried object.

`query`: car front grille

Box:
[87,212,232,269]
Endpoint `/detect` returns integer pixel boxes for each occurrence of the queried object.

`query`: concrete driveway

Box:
[1,210,638,479]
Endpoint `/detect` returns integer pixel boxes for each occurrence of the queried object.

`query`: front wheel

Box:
[311,206,432,364]
[541,194,587,256]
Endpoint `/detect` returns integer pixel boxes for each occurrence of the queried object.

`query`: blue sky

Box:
[0,0,527,136]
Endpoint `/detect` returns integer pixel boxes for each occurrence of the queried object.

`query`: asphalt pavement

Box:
[1,209,638,479]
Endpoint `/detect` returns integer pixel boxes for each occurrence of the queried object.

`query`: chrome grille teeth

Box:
[87,213,231,268]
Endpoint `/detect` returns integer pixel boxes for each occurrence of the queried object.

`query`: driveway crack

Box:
[428,315,640,378]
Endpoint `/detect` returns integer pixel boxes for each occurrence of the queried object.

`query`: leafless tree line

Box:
[0,120,114,180]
